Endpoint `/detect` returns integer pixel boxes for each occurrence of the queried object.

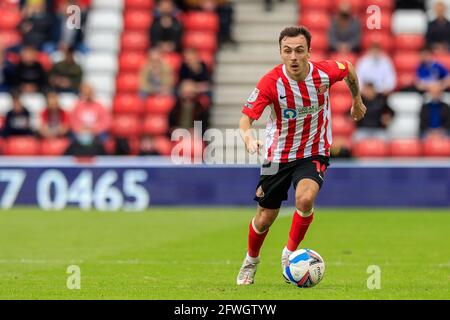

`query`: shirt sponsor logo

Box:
[297,104,325,116]
[283,109,298,119]
[317,85,328,95]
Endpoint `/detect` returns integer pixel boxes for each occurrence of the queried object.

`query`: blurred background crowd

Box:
[0,0,449,158]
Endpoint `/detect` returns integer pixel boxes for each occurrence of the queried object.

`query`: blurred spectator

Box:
[169,79,210,134]
[64,128,107,156]
[179,48,211,94]
[353,83,395,141]
[49,46,83,93]
[18,0,53,50]
[356,42,397,96]
[139,49,175,97]
[70,83,111,142]
[9,46,48,93]
[264,0,285,12]
[425,1,450,52]
[0,46,7,92]
[395,0,425,10]
[328,0,361,53]
[38,91,70,138]
[2,90,34,137]
[183,0,236,47]
[112,137,131,155]
[139,135,162,156]
[419,82,450,137]
[415,47,450,92]
[150,0,183,52]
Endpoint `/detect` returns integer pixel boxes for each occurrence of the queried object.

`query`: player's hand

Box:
[246,139,263,155]
[351,99,366,122]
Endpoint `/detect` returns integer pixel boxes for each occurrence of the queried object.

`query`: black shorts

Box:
[253,156,330,209]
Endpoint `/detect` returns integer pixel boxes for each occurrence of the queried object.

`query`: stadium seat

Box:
[331,92,352,114]
[154,136,173,156]
[182,11,219,33]
[0,30,21,47]
[198,50,215,71]
[124,10,153,30]
[118,52,147,72]
[331,0,364,14]
[4,136,40,156]
[330,80,349,94]
[121,31,150,51]
[352,138,389,157]
[116,73,140,93]
[387,115,420,138]
[422,136,450,157]
[361,31,393,52]
[364,0,394,11]
[37,52,52,72]
[329,52,358,65]
[113,94,144,114]
[0,92,12,114]
[309,32,328,52]
[392,10,428,34]
[396,71,416,90]
[389,138,422,157]
[40,138,70,156]
[125,0,154,9]
[162,52,183,73]
[58,93,79,112]
[86,10,123,32]
[331,115,355,136]
[112,114,141,138]
[85,32,121,52]
[141,115,169,136]
[20,93,46,114]
[298,0,332,11]
[92,0,124,10]
[387,92,423,114]
[85,52,118,74]
[393,51,420,73]
[145,95,176,114]
[299,11,330,31]
[183,32,217,53]
[433,53,450,70]
[394,34,425,51]
[309,51,327,62]
[84,74,116,97]
[0,9,20,30]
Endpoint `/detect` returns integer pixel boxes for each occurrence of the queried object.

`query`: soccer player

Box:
[236,26,366,285]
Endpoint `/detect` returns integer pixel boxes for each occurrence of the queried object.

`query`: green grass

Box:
[0,207,448,299]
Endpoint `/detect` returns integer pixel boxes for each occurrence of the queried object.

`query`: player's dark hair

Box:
[279,26,312,49]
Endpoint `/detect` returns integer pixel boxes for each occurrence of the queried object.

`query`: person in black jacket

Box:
[2,91,34,138]
[419,81,450,137]
[425,1,450,52]
[10,46,48,93]
[150,0,183,52]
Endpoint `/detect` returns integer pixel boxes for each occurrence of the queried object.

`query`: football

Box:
[283,249,325,288]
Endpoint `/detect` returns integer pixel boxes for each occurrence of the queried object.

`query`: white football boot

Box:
[236,254,259,285]
[281,247,293,283]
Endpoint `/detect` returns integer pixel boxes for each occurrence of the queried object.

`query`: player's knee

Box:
[295,193,315,213]
[255,210,277,231]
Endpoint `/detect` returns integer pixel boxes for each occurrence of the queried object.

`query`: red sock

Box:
[248,219,269,258]
[286,211,314,252]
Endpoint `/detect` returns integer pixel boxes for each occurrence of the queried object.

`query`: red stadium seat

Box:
[433,53,450,70]
[162,52,182,73]
[113,94,144,114]
[141,115,169,136]
[4,136,40,156]
[40,138,70,156]
[125,0,153,9]
[145,95,176,114]
[298,0,332,11]
[352,138,389,157]
[183,32,217,53]
[182,11,219,33]
[0,9,20,30]
[364,0,394,11]
[112,114,141,138]
[394,34,425,51]
[393,51,420,73]
[310,32,328,51]
[390,138,422,157]
[332,115,355,136]
[329,52,358,65]
[116,73,140,93]
[396,71,416,90]
[309,51,327,62]
[331,0,364,14]
[0,116,5,131]
[330,80,349,94]
[331,92,352,114]
[119,52,147,72]
[361,31,393,53]
[422,136,450,157]
[299,11,330,31]
[121,31,150,51]
[38,52,52,72]
[198,50,215,71]
[154,136,173,156]
[124,11,153,30]
[0,30,21,47]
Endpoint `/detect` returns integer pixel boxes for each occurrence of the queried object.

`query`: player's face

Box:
[280,35,311,78]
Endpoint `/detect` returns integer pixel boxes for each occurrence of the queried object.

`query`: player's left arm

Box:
[343,61,367,121]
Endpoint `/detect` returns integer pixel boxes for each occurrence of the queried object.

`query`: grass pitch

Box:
[0,207,448,300]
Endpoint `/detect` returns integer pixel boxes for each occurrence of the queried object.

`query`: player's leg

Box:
[237,206,279,285]
[281,157,329,271]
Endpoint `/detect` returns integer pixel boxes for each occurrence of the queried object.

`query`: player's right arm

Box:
[239,77,273,155]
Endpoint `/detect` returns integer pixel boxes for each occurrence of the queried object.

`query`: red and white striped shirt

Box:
[242,60,349,163]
